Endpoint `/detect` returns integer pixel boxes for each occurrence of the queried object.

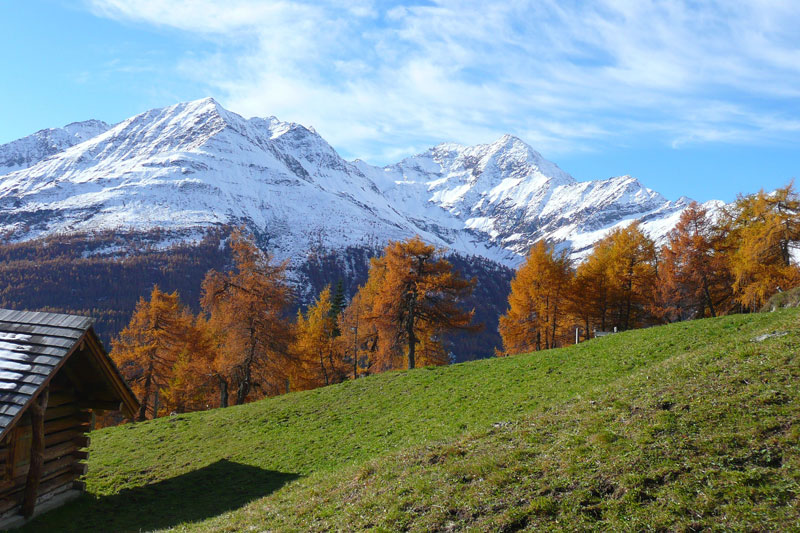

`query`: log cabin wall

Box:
[0,374,92,519]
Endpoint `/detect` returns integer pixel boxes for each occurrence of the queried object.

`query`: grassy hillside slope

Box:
[24,309,800,532]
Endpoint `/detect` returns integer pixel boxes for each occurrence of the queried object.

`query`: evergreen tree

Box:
[329,279,347,337]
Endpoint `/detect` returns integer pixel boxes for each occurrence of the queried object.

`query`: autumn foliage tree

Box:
[111,286,199,420]
[104,182,800,420]
[567,242,613,338]
[159,315,217,413]
[291,286,347,389]
[347,236,478,370]
[499,241,572,354]
[654,202,733,322]
[337,284,378,378]
[563,222,658,337]
[722,183,800,310]
[201,229,294,406]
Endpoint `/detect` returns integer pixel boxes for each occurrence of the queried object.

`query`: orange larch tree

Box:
[160,315,217,413]
[654,202,733,322]
[369,236,479,370]
[201,229,294,406]
[602,222,658,330]
[111,286,194,421]
[337,283,379,378]
[723,182,800,310]
[291,286,347,389]
[567,241,613,337]
[499,241,572,355]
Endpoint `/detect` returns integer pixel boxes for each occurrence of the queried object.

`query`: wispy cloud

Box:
[87,0,800,163]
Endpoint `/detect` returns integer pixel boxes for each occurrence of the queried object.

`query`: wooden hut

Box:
[0,309,138,528]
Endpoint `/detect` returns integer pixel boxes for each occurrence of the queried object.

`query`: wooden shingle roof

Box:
[0,309,138,441]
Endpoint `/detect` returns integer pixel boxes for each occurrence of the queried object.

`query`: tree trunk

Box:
[236,380,250,405]
[320,351,329,385]
[406,316,416,370]
[22,387,49,518]
[703,280,717,318]
[352,319,359,380]
[218,376,229,408]
[153,387,160,419]
[236,335,256,405]
[328,349,338,383]
[137,358,154,421]
[624,263,634,330]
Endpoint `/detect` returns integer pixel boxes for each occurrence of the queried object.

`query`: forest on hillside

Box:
[498,183,800,354]
[0,227,511,358]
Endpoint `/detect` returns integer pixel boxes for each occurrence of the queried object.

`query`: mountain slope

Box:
[0,98,711,265]
[360,139,695,256]
[0,120,110,176]
[23,309,800,532]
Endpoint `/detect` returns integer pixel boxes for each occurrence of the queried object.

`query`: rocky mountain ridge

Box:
[0,98,712,265]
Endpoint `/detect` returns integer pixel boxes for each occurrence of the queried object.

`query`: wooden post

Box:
[21,386,49,518]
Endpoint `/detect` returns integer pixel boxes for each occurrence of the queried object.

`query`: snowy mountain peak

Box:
[0,119,111,176]
[418,135,576,200]
[0,99,712,266]
[62,119,112,142]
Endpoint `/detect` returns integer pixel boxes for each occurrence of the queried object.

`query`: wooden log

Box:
[43,404,79,422]
[35,472,75,502]
[1,437,77,481]
[0,494,20,515]
[73,450,88,461]
[21,387,48,518]
[44,429,80,449]
[45,417,89,435]
[43,441,77,463]
[0,463,80,516]
[73,435,90,449]
[0,455,80,496]
[43,456,75,479]
[71,462,87,476]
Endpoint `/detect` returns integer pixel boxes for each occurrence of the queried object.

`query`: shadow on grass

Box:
[21,459,299,532]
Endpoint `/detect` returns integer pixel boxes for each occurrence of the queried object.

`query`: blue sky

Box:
[2,0,799,203]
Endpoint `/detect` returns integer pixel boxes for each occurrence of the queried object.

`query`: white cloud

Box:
[88,0,800,163]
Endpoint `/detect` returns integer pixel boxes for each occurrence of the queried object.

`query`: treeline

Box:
[0,228,231,344]
[110,232,481,420]
[0,228,511,361]
[499,183,800,354]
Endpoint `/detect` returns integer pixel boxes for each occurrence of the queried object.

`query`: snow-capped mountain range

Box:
[0,98,713,266]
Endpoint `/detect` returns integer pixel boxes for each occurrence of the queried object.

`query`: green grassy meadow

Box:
[23,309,800,531]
